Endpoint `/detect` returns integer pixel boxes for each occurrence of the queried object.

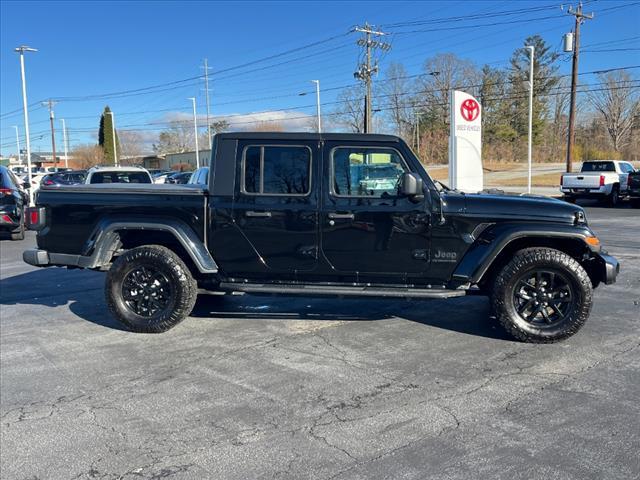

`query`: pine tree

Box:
[98,106,119,164]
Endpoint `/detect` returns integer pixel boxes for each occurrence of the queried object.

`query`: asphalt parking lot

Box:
[1,202,639,480]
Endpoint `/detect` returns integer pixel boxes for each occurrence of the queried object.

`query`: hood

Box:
[455,192,584,224]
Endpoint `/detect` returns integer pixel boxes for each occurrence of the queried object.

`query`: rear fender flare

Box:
[83,217,218,273]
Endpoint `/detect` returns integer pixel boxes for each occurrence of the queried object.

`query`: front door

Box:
[228,140,320,276]
[320,143,431,278]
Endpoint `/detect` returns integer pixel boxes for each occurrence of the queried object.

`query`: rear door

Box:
[219,140,320,276]
[320,142,431,277]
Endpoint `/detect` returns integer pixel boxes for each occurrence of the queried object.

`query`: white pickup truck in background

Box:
[561,160,637,206]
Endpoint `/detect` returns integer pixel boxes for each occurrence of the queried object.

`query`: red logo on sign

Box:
[460,98,480,122]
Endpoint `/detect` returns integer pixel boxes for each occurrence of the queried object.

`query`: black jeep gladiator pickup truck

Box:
[24,133,619,343]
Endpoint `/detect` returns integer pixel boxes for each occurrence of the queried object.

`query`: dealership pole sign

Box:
[448,90,483,192]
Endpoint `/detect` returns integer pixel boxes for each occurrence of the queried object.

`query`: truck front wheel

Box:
[106,245,197,333]
[491,247,593,343]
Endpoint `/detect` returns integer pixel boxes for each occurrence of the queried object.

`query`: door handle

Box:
[245,211,272,218]
[328,212,355,220]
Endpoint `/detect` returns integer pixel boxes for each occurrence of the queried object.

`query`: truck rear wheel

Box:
[106,245,197,333]
[491,247,592,343]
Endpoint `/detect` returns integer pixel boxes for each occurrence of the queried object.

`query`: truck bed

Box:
[35,183,207,255]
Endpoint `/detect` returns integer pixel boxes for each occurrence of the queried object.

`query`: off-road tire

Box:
[10,212,25,241]
[491,247,592,343]
[607,185,620,207]
[106,245,197,333]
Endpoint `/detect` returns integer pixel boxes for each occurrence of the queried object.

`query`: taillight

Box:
[43,179,54,186]
[26,206,46,231]
[0,188,12,196]
[599,175,605,187]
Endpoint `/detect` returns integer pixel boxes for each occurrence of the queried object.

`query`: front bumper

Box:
[597,253,619,285]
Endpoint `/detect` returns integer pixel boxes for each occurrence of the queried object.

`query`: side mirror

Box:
[400,172,424,201]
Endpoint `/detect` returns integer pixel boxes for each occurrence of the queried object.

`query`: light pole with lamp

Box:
[15,45,37,200]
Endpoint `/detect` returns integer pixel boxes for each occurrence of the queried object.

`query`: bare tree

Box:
[72,144,105,169]
[152,120,195,155]
[379,62,413,140]
[118,130,146,165]
[416,53,480,125]
[332,86,364,132]
[589,71,640,152]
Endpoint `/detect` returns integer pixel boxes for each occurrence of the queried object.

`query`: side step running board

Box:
[218,282,466,299]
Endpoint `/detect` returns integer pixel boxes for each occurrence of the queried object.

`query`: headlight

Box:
[574,210,587,225]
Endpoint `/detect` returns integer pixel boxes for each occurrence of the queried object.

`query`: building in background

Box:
[143,150,211,171]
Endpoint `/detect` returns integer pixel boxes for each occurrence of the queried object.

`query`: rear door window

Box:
[242,145,311,196]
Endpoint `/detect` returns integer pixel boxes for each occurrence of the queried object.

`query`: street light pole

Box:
[311,80,321,133]
[13,126,21,166]
[188,97,200,169]
[106,111,118,166]
[15,45,37,199]
[526,45,535,194]
[61,119,69,169]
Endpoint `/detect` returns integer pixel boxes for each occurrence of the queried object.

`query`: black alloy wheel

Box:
[512,269,574,329]
[121,266,173,317]
[491,247,593,343]
[106,245,198,333]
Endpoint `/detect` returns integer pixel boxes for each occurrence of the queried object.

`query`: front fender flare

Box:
[451,223,596,285]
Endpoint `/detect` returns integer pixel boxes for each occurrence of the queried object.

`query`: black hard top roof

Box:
[215,132,403,143]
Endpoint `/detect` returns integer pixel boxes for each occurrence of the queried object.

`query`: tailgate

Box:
[562,173,601,188]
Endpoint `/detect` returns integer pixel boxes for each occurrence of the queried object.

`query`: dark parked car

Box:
[628,169,640,207]
[24,133,619,343]
[41,170,86,186]
[165,171,193,184]
[0,165,28,240]
[188,167,209,186]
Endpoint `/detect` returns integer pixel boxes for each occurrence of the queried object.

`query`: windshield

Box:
[581,161,615,172]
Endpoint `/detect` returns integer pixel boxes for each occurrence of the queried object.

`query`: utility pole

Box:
[202,59,213,150]
[13,126,21,165]
[353,23,391,133]
[188,97,200,169]
[414,108,420,156]
[42,99,58,169]
[565,2,594,173]
[15,46,36,195]
[61,119,69,169]
[526,45,535,194]
[311,80,322,133]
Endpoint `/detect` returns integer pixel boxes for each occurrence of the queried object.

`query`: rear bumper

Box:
[23,248,90,268]
[561,186,610,197]
[597,253,619,285]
